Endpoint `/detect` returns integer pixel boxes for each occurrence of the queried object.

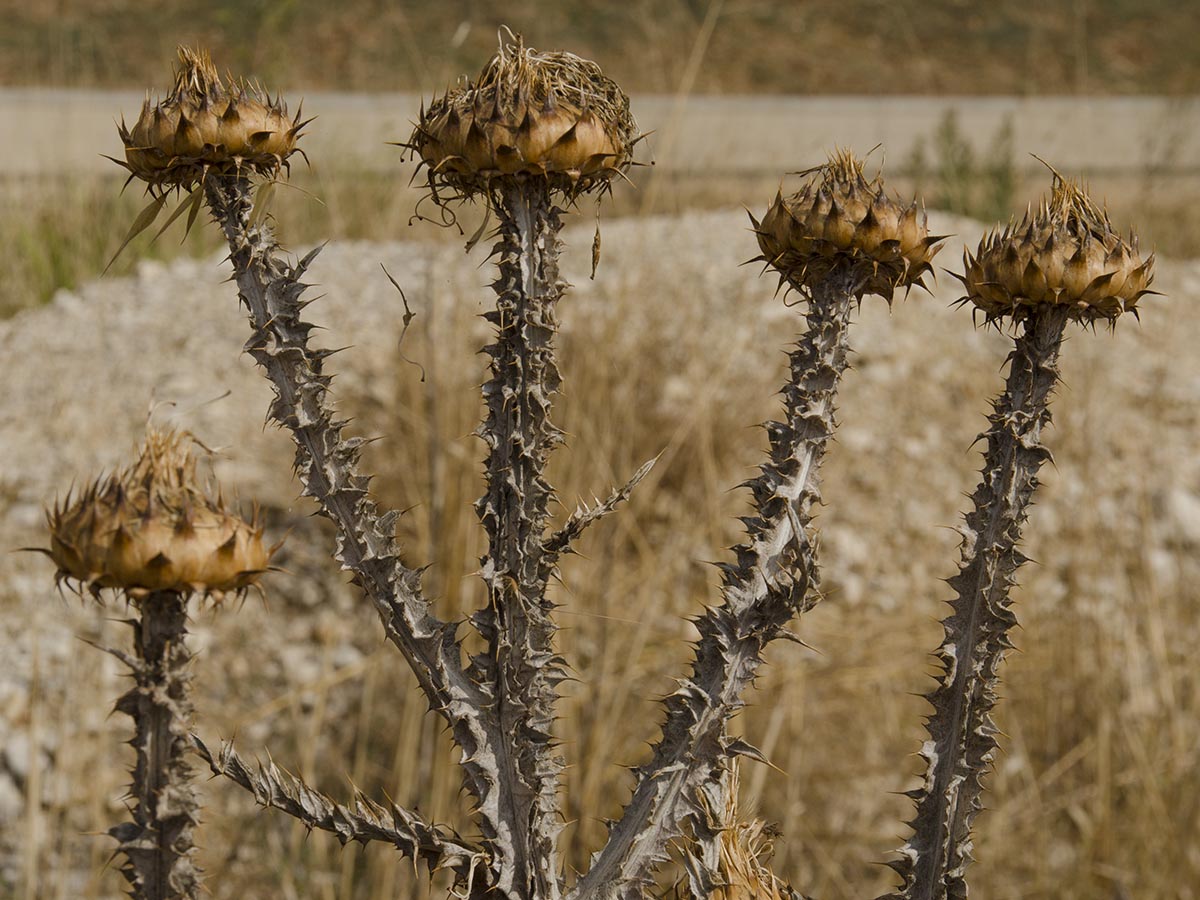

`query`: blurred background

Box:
[2,2,1199,899]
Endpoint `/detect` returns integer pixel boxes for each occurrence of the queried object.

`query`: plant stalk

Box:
[109,590,199,900]
[884,304,1070,900]
[470,180,568,899]
[572,271,858,900]
[194,737,482,880]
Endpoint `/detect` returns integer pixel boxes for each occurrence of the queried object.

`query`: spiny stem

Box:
[108,591,200,900]
[544,457,658,562]
[194,737,482,880]
[202,174,505,895]
[469,180,568,900]
[884,304,1070,900]
[571,272,858,900]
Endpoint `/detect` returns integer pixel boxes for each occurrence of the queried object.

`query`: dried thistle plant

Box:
[882,170,1155,900]
[41,427,269,900]
[112,47,509,894]
[80,38,1169,900]
[104,39,653,899]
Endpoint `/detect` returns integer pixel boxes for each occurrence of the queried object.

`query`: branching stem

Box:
[202,174,509,896]
[470,180,568,899]
[194,737,482,881]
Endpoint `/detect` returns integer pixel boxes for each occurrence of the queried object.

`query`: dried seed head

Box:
[46,428,270,602]
[753,148,944,302]
[958,169,1154,324]
[406,32,640,202]
[116,46,307,194]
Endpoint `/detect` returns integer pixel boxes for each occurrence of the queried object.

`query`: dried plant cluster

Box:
[38,39,1163,900]
[884,172,1155,900]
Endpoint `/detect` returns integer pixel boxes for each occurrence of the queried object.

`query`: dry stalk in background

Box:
[679,762,795,900]
[40,427,269,900]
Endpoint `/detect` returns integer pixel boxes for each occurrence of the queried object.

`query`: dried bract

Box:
[116,46,306,194]
[46,427,269,600]
[958,172,1155,324]
[709,768,793,900]
[406,34,639,202]
[753,149,944,302]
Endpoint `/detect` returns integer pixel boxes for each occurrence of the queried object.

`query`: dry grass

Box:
[3,204,1198,897]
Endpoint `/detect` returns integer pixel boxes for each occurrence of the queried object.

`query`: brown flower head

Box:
[753,149,945,302]
[46,428,270,601]
[116,47,307,194]
[406,33,641,202]
[957,168,1155,324]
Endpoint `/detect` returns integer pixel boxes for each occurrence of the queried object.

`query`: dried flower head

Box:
[957,168,1155,324]
[116,46,307,194]
[753,148,944,302]
[406,33,640,202]
[46,427,270,601]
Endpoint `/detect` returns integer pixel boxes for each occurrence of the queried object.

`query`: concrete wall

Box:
[4,89,1198,178]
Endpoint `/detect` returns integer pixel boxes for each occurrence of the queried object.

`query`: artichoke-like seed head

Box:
[117,46,306,194]
[46,428,270,602]
[407,35,639,200]
[958,172,1155,323]
[753,148,945,302]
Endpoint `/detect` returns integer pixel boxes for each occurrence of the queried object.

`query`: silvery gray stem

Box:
[571,271,859,900]
[468,180,568,900]
[194,737,482,881]
[202,174,511,896]
[107,591,200,900]
[883,304,1070,900]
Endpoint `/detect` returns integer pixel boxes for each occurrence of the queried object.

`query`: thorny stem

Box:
[469,180,568,900]
[193,737,483,881]
[202,174,509,896]
[883,305,1070,900]
[108,591,200,900]
[571,272,859,900]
